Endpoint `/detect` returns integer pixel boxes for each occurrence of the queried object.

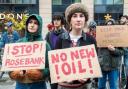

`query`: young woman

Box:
[9,14,51,89]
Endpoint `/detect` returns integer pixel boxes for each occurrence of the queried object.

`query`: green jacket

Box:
[18,14,51,79]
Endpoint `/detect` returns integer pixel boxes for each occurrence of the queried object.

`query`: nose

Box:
[76,16,81,21]
[30,23,34,27]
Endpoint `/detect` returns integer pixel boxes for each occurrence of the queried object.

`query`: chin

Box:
[28,29,37,33]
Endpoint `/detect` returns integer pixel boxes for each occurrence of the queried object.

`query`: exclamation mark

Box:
[88,59,93,74]
[55,65,60,79]
[7,46,10,55]
[40,43,42,53]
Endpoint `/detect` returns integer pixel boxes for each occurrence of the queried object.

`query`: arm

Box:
[42,42,51,79]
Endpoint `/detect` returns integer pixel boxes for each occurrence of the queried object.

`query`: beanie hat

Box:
[65,3,89,25]
[106,19,116,25]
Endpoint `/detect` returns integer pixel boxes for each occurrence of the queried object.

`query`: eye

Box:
[34,21,38,25]
[72,14,77,18]
[29,20,33,23]
[80,14,85,17]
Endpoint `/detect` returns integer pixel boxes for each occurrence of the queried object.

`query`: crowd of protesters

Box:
[0,2,128,89]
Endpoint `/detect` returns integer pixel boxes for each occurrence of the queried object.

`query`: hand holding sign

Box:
[9,70,25,81]
[48,44,102,83]
[26,69,43,81]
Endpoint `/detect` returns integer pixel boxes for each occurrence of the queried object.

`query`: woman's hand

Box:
[108,45,115,51]
[26,69,43,81]
[9,70,25,81]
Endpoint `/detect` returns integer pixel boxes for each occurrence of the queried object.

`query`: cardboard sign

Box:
[48,44,102,83]
[96,25,128,47]
[1,41,46,71]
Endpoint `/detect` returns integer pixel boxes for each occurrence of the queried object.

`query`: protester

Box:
[45,13,66,89]
[88,20,98,88]
[120,15,128,25]
[98,19,124,89]
[0,21,20,79]
[120,15,128,89]
[55,3,97,89]
[9,14,51,89]
[0,21,20,48]
[88,21,97,38]
[45,13,66,50]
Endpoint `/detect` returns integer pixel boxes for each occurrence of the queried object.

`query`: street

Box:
[0,72,51,89]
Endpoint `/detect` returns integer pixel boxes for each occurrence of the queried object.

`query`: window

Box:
[0,0,36,4]
[16,0,22,4]
[94,5,106,13]
[94,0,124,25]
[94,0,105,5]
[52,0,62,5]
[62,0,71,5]
[106,0,113,5]
[95,0,123,5]
[114,0,123,4]
[72,0,81,3]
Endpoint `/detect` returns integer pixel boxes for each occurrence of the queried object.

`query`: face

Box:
[53,19,62,28]
[70,12,85,30]
[7,26,13,33]
[120,17,127,25]
[27,18,39,33]
[107,21,113,25]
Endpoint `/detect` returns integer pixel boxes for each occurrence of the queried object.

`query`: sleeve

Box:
[13,31,20,42]
[0,33,5,48]
[109,47,124,56]
[42,42,51,79]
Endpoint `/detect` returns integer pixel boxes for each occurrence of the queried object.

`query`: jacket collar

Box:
[62,31,86,41]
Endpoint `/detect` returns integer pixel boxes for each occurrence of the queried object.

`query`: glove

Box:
[26,69,43,81]
[9,70,25,81]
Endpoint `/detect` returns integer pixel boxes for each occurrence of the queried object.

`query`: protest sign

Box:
[1,41,46,71]
[48,44,102,83]
[96,25,128,47]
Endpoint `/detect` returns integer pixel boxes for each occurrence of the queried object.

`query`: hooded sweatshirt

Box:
[12,14,51,83]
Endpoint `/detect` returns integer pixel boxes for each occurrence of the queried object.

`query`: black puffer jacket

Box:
[98,47,124,71]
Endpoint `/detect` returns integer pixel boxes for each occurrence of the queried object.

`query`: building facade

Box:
[0,0,128,35]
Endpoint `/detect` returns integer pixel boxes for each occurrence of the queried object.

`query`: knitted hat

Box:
[65,3,89,25]
[106,19,116,25]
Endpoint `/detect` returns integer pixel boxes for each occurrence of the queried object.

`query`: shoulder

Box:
[17,37,27,42]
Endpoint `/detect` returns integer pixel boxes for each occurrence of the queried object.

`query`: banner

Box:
[48,44,102,83]
[96,25,128,47]
[1,41,46,71]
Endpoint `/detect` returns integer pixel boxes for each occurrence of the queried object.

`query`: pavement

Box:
[0,72,15,89]
[0,72,51,89]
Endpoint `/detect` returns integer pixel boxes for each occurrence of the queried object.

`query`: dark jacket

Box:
[98,47,124,71]
[45,28,65,50]
[55,31,96,88]
[55,31,96,49]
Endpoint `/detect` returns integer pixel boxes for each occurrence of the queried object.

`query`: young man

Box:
[9,14,51,89]
[55,3,96,89]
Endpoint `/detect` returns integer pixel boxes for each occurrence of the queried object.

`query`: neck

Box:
[55,26,61,30]
[70,29,82,36]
